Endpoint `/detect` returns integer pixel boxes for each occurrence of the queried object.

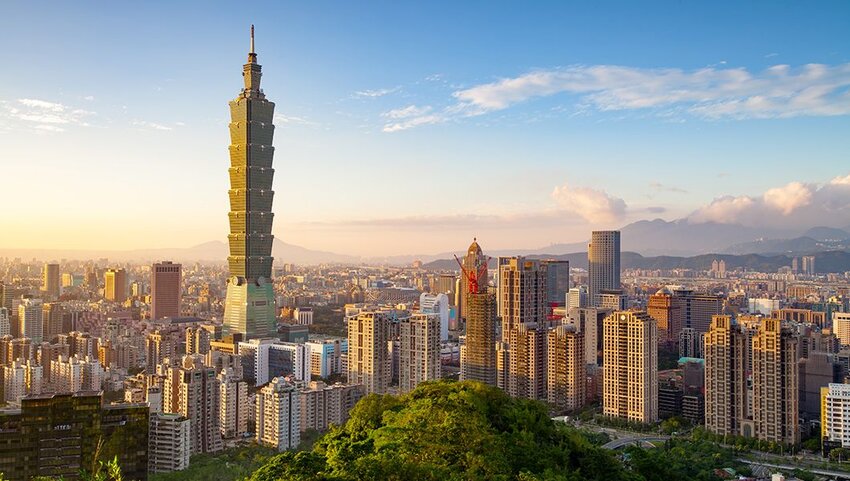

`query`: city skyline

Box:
[1,2,849,256]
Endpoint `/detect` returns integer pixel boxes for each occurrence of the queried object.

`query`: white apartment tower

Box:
[399,313,441,393]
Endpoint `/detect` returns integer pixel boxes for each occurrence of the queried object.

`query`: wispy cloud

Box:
[132,120,172,131]
[649,182,688,194]
[273,113,318,126]
[381,105,432,119]
[1,98,94,132]
[383,62,850,131]
[353,87,400,98]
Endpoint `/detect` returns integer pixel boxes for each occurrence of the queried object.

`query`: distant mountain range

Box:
[3,220,849,267]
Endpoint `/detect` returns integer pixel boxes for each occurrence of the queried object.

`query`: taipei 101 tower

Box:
[223,25,277,339]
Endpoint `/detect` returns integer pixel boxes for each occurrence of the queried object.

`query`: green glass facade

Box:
[0,392,149,480]
[224,29,277,339]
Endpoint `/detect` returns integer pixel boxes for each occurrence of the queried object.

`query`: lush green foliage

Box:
[149,444,277,481]
[625,438,745,481]
[249,380,637,481]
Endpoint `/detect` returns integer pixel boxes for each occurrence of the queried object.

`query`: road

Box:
[602,436,670,450]
[738,458,850,480]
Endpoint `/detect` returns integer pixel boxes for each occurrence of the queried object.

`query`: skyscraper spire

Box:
[243,24,262,95]
[250,24,255,54]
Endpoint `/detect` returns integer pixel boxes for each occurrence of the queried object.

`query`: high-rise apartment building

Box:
[567,286,588,310]
[547,324,585,412]
[704,315,750,438]
[299,381,364,433]
[165,355,223,454]
[567,307,604,366]
[347,311,390,394]
[752,317,799,445]
[498,257,547,337]
[835,312,850,347]
[186,325,211,355]
[42,263,60,300]
[50,354,104,393]
[223,27,278,340]
[3,359,42,403]
[104,268,127,302]
[41,302,64,341]
[460,291,497,386]
[18,297,43,343]
[588,231,620,307]
[256,376,300,451]
[419,292,449,341]
[0,307,9,337]
[647,287,682,343]
[822,383,850,449]
[149,412,191,473]
[602,311,658,423]
[505,323,547,401]
[398,313,441,393]
[152,261,182,320]
[218,367,249,439]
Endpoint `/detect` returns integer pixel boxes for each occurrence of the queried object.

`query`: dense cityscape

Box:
[3,3,850,481]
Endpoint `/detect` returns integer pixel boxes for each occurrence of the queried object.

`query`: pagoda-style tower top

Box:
[243,24,263,97]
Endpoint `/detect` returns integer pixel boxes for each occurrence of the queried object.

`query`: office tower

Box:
[459,239,488,322]
[293,307,313,325]
[347,312,390,394]
[542,260,570,306]
[186,325,211,355]
[671,288,724,334]
[799,352,842,421]
[149,413,192,473]
[104,268,127,302]
[567,286,587,310]
[256,376,301,451]
[399,313,441,393]
[165,355,223,454]
[704,315,751,437]
[50,354,104,393]
[146,329,173,374]
[588,231,620,307]
[835,312,850,347]
[603,311,658,423]
[647,287,682,343]
[419,292,450,341]
[598,289,627,310]
[41,302,64,341]
[218,367,249,438]
[802,255,816,276]
[506,323,547,401]
[0,393,149,481]
[152,261,182,320]
[238,339,310,386]
[498,257,547,337]
[299,381,364,433]
[42,263,60,300]
[752,318,799,445]
[0,307,9,337]
[223,27,278,340]
[547,324,586,412]
[18,297,43,343]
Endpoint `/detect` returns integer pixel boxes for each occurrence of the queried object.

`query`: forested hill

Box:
[423,250,850,274]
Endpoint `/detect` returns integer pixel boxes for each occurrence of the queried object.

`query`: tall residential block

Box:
[149,413,191,474]
[704,315,750,437]
[399,313,441,393]
[498,257,547,337]
[547,324,586,412]
[460,291,497,385]
[18,297,43,343]
[506,323,547,401]
[152,261,182,320]
[822,383,850,449]
[347,312,390,394]
[752,317,799,445]
[602,311,658,423]
[223,26,278,339]
[218,368,249,438]
[164,355,223,454]
[256,377,300,451]
[588,231,620,307]
[42,263,60,300]
[0,307,9,337]
[299,381,364,433]
[104,268,127,302]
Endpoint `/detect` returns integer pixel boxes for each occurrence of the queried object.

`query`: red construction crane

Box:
[454,253,490,294]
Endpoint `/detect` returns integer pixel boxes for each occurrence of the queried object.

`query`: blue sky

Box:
[1,1,849,256]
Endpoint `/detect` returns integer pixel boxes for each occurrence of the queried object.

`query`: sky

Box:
[1,1,849,257]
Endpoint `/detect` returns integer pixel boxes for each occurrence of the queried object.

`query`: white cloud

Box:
[551,181,627,224]
[381,105,432,119]
[384,62,850,131]
[132,120,172,131]
[382,114,444,133]
[353,87,400,98]
[273,113,317,126]
[0,98,94,132]
[689,174,850,228]
[83,95,95,101]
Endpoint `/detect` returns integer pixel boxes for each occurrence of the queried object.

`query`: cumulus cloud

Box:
[551,181,627,224]
[689,174,850,228]
[383,62,850,131]
[1,98,94,132]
